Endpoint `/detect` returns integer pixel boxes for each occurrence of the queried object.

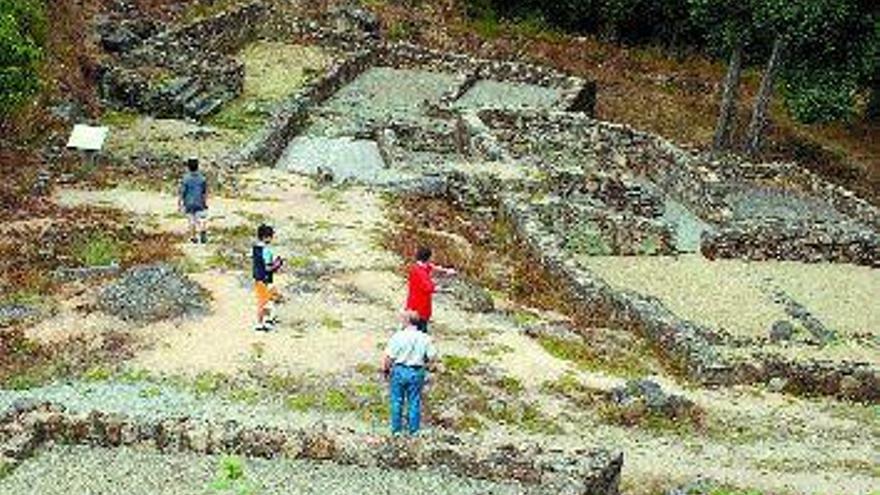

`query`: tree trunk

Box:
[713,40,744,153]
[745,36,785,156]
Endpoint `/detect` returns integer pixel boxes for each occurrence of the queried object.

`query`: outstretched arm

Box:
[433,264,457,277]
[382,354,393,379]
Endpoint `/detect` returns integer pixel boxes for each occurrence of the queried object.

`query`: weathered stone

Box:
[767,376,788,393]
[769,320,796,343]
[2,431,37,460]
[0,304,41,328]
[182,421,210,454]
[444,277,494,313]
[300,426,337,460]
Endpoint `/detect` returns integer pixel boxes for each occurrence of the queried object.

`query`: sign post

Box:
[66,124,110,168]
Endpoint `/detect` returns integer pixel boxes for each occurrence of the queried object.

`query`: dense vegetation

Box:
[468,0,880,125]
[0,0,45,115]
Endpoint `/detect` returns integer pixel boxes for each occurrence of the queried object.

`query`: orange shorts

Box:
[255,281,279,311]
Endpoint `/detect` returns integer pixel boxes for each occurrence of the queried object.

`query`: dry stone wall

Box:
[0,401,623,495]
[702,219,880,266]
[478,109,880,266]
[225,49,378,168]
[99,1,270,119]
[275,16,596,114]
[493,191,880,401]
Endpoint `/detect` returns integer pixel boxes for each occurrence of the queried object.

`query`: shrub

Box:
[782,72,858,124]
[0,0,46,115]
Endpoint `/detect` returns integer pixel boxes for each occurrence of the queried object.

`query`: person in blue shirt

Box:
[178,157,208,244]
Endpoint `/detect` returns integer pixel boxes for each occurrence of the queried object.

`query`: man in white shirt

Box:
[382,311,437,435]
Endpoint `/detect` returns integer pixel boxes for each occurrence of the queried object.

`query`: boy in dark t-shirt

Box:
[178,157,208,244]
[252,224,283,332]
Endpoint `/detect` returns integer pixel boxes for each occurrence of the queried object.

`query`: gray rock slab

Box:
[276,136,404,185]
[726,186,850,224]
[454,80,564,111]
[660,197,713,253]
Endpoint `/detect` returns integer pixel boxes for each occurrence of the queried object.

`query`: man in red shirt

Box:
[406,246,455,333]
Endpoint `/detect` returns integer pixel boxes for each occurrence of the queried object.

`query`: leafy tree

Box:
[0,0,45,115]
[772,0,877,123]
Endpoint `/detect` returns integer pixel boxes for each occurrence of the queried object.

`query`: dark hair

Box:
[257,224,274,240]
[415,246,432,262]
[186,157,199,172]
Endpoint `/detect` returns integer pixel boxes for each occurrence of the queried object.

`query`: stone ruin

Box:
[91,2,880,380]
[93,0,879,402]
[0,400,623,495]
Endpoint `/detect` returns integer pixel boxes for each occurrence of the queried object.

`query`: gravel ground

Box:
[0,445,525,495]
[579,254,879,345]
[0,381,372,433]
[454,80,564,111]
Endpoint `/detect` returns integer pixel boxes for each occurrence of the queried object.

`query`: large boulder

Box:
[97,263,209,323]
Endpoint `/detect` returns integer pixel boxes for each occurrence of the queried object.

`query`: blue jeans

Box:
[389,365,426,435]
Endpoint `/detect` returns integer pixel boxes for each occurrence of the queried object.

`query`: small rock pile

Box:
[98,264,209,323]
[607,379,702,426]
[0,304,41,329]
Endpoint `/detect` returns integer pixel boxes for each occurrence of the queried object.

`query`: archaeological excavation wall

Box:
[0,401,623,495]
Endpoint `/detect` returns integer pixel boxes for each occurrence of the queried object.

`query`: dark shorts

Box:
[414,318,429,333]
[184,205,207,215]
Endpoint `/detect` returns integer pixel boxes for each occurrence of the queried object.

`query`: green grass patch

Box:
[321,317,344,331]
[563,223,612,256]
[138,385,162,399]
[73,234,122,266]
[101,109,140,128]
[496,376,524,394]
[538,336,593,366]
[208,454,257,494]
[355,363,379,376]
[323,388,356,412]
[537,335,648,377]
[442,354,479,374]
[510,310,540,327]
[229,387,261,405]
[208,100,269,133]
[193,372,227,396]
[482,343,514,357]
[83,365,112,382]
[285,393,319,412]
[118,368,151,383]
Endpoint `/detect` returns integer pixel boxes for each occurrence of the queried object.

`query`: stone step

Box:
[183,89,228,119]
